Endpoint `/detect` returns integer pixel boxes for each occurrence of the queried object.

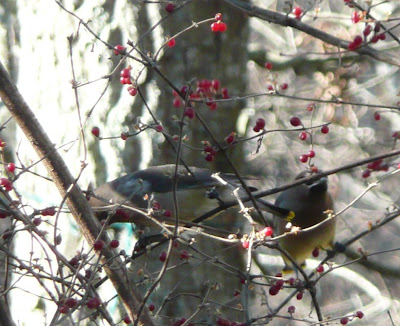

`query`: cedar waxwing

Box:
[89,164,288,228]
[274,170,335,270]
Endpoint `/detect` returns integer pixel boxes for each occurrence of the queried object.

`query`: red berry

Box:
[299,131,307,141]
[280,82,288,90]
[205,153,215,162]
[379,33,386,40]
[164,210,172,217]
[93,240,104,251]
[86,297,101,309]
[216,317,231,326]
[215,13,222,21]
[155,125,164,132]
[269,285,280,296]
[123,315,132,324]
[312,248,319,257]
[260,227,273,237]
[356,311,364,319]
[363,25,372,36]
[374,112,381,120]
[321,125,329,134]
[159,251,167,262]
[33,217,42,226]
[288,305,296,314]
[233,289,240,296]
[167,38,176,47]
[0,211,9,219]
[225,133,235,144]
[340,317,349,325]
[65,297,78,308]
[114,45,126,55]
[264,62,273,70]
[211,79,220,91]
[351,11,360,23]
[275,279,284,289]
[353,35,363,46]
[120,68,130,78]
[211,21,227,33]
[256,118,266,129]
[371,35,380,43]
[348,41,356,50]
[59,305,69,314]
[0,178,13,192]
[293,6,303,18]
[165,3,175,13]
[253,125,261,133]
[296,292,303,300]
[184,107,195,119]
[307,103,314,111]
[299,154,308,163]
[127,86,138,96]
[91,127,100,137]
[316,265,324,273]
[180,250,190,260]
[362,169,371,178]
[374,23,381,33]
[7,163,16,173]
[121,132,128,140]
[367,159,383,170]
[110,239,119,248]
[242,241,249,249]
[69,257,79,268]
[173,98,182,108]
[290,116,302,127]
[148,303,155,312]
[221,87,229,99]
[307,150,315,158]
[42,207,56,216]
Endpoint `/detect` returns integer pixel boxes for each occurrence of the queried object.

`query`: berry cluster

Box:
[211,13,227,33]
[361,159,388,178]
[264,61,289,92]
[203,141,217,162]
[348,22,386,50]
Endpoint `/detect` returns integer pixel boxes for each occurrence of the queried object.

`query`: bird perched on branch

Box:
[88,164,288,228]
[274,170,335,271]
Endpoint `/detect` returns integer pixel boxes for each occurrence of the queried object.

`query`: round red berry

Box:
[0,178,13,192]
[123,315,132,324]
[155,125,164,132]
[256,118,266,129]
[356,311,364,319]
[42,207,56,216]
[299,154,308,163]
[293,6,303,18]
[167,38,176,47]
[288,305,296,314]
[165,3,175,13]
[261,227,273,237]
[316,265,324,273]
[180,250,190,260]
[59,305,69,314]
[242,241,249,249]
[221,87,229,99]
[33,217,42,226]
[264,62,273,70]
[86,297,101,309]
[215,13,222,21]
[114,45,126,55]
[211,21,227,32]
[120,68,130,78]
[280,82,288,90]
[307,150,315,158]
[184,107,195,119]
[225,133,235,144]
[362,169,371,178]
[312,248,319,257]
[173,98,182,108]
[299,131,307,141]
[127,86,138,97]
[164,210,172,217]
[148,303,155,312]
[211,79,220,91]
[340,317,349,325]
[269,285,280,296]
[65,297,78,308]
[91,127,100,137]
[205,153,214,162]
[351,11,360,23]
[7,163,15,173]
[296,292,303,300]
[159,251,167,262]
[93,239,105,251]
[110,239,119,248]
[321,125,329,134]
[290,116,302,127]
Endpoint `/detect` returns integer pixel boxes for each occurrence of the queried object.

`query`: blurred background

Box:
[1,0,400,325]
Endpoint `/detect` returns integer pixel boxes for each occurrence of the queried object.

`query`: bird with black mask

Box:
[274,170,335,272]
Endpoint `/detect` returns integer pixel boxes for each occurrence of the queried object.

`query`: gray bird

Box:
[274,170,335,270]
[89,164,288,228]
